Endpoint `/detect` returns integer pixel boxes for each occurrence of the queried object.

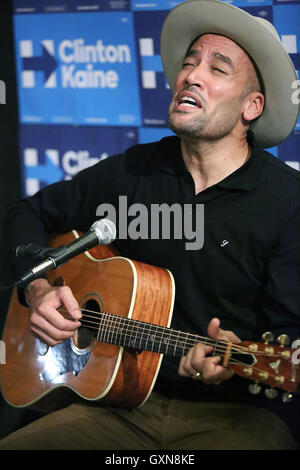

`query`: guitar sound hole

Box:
[76,298,101,349]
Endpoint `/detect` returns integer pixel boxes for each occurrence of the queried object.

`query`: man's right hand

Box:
[25,278,82,347]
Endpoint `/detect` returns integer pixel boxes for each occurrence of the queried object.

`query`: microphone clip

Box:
[16,243,66,262]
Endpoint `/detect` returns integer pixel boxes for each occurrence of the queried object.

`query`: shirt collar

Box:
[160,131,264,192]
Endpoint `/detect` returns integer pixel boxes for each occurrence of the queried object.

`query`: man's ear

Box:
[242,92,265,122]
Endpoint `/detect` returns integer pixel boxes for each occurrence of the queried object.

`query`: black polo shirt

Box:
[5,131,300,439]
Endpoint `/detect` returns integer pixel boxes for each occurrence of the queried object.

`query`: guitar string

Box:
[79,318,286,367]
[61,306,248,355]
[80,309,247,353]
[69,307,286,360]
[56,306,294,384]
[78,319,243,367]
[75,316,290,381]
[61,306,286,359]
[60,308,294,381]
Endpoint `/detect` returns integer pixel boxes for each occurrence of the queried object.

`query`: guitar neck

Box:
[89,311,253,366]
[97,312,203,357]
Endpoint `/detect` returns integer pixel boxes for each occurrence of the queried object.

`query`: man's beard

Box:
[168,99,245,141]
[168,111,206,138]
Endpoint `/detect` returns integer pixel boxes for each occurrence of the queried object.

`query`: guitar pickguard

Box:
[38,339,91,383]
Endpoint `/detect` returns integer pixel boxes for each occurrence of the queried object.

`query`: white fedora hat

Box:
[160,0,299,148]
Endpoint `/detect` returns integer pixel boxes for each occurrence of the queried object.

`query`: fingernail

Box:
[72,308,82,319]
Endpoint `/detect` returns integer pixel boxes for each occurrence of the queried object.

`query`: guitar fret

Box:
[128,318,137,349]
[133,322,140,349]
[149,328,157,351]
[158,324,165,354]
[213,341,218,356]
[96,311,104,342]
[107,313,114,345]
[162,333,169,353]
[138,321,146,350]
[172,331,180,356]
[115,314,122,345]
[98,312,106,343]
[213,343,227,360]
[143,324,150,351]
[123,315,130,348]
[103,314,109,343]
[182,332,190,356]
[108,313,115,344]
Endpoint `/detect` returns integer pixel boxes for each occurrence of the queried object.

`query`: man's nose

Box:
[184,63,207,88]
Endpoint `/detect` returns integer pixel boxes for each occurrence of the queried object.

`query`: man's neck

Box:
[180,134,251,194]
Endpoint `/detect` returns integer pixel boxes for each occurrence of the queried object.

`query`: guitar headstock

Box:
[228,332,300,401]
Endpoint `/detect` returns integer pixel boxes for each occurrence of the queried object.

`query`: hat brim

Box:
[160,0,299,148]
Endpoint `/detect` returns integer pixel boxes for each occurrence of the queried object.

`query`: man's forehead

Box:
[188,33,247,61]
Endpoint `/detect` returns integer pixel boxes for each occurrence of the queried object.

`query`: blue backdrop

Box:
[12,0,300,196]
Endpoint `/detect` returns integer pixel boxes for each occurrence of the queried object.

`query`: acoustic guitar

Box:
[0,231,299,411]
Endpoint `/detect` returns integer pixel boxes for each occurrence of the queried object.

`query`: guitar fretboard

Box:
[97,312,201,357]
[81,311,254,365]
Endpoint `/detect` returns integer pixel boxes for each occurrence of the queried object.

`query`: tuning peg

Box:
[277,334,290,347]
[262,331,274,344]
[248,382,261,395]
[264,388,278,399]
[282,392,293,403]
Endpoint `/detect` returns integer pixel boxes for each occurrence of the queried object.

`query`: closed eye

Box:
[212,67,226,74]
[182,62,195,68]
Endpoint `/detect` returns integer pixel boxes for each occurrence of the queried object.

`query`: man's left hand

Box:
[178,317,241,385]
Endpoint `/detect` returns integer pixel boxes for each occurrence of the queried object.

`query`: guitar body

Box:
[0,232,175,410]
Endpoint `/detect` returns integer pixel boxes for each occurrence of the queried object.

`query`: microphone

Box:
[17,219,116,287]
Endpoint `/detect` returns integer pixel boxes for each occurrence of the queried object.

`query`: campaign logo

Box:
[20,40,58,88]
[23,146,108,196]
[18,36,133,91]
[14,12,141,125]
[19,125,138,196]
[24,147,64,195]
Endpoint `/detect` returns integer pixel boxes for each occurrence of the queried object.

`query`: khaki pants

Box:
[0,392,298,450]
